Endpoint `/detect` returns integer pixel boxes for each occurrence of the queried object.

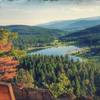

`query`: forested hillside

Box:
[0,25,66,49]
[60,25,100,46]
[18,54,100,99]
[0,28,100,100]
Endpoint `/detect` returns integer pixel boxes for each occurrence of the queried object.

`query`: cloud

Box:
[0,0,100,5]
[0,0,100,25]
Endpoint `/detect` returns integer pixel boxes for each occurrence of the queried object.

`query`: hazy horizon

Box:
[0,15,100,26]
[0,0,100,25]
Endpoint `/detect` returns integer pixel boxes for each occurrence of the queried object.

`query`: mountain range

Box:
[38,16,100,32]
[60,24,100,46]
[0,16,100,46]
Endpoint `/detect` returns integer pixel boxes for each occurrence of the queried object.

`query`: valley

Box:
[1,0,100,100]
[0,16,100,100]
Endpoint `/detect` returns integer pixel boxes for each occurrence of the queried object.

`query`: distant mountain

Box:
[38,16,100,32]
[0,25,65,37]
[61,25,100,38]
[60,25,100,45]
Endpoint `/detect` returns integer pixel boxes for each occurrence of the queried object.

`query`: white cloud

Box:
[0,0,100,25]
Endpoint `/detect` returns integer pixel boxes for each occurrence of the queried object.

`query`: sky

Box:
[0,0,100,25]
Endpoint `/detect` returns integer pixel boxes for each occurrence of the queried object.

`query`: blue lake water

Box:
[29,46,82,62]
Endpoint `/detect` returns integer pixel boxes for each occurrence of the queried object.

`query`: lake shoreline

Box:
[28,45,83,62]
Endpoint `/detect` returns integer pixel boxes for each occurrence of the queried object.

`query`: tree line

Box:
[17,54,100,98]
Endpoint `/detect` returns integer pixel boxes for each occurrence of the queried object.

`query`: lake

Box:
[29,46,82,62]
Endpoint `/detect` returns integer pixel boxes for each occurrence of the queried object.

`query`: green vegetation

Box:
[16,68,34,88]
[61,25,100,47]
[1,24,100,99]
[0,25,66,50]
[48,73,72,97]
[15,54,100,98]
[61,25,100,63]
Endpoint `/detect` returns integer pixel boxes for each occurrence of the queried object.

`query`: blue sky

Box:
[0,0,100,25]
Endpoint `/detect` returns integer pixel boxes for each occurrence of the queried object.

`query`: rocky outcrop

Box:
[57,93,76,100]
[75,96,93,100]
[13,86,54,100]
